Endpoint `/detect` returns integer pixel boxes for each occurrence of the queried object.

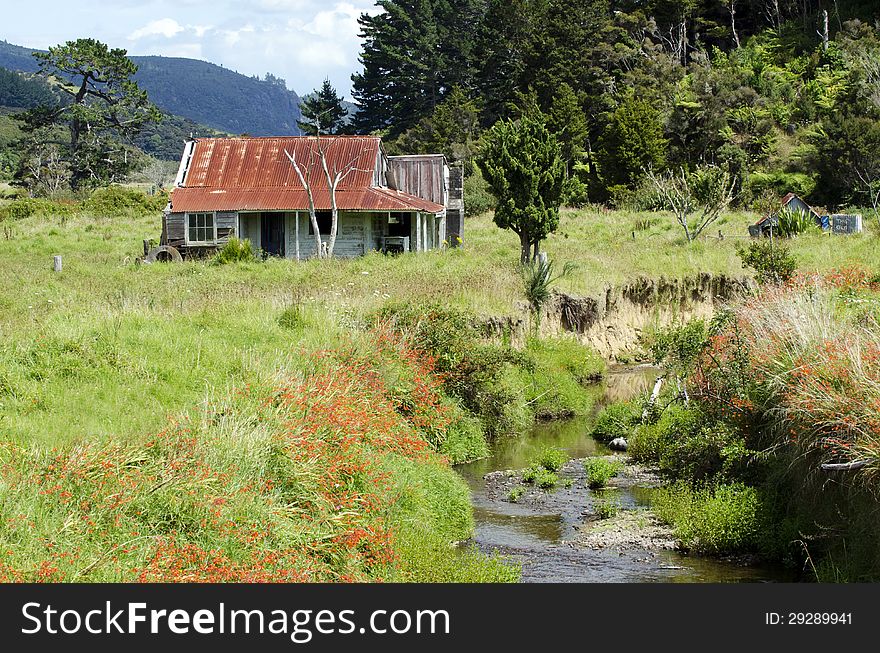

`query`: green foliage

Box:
[736,239,798,284]
[0,66,58,108]
[441,413,489,464]
[297,78,349,135]
[643,319,708,376]
[464,167,496,217]
[593,496,621,519]
[536,447,566,472]
[0,196,75,221]
[561,175,589,208]
[591,402,640,444]
[28,39,160,190]
[583,457,622,489]
[507,337,604,420]
[546,82,588,169]
[596,96,668,192]
[628,404,704,466]
[652,482,761,555]
[522,465,558,489]
[507,485,526,502]
[477,115,565,263]
[82,185,166,216]
[352,0,481,136]
[391,86,481,171]
[520,257,576,320]
[746,171,817,202]
[809,113,880,208]
[774,206,820,237]
[214,237,256,265]
[376,303,600,437]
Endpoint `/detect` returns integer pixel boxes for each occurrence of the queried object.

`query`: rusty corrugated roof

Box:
[171,136,445,213]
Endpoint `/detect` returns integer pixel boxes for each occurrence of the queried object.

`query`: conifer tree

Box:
[297,79,348,135]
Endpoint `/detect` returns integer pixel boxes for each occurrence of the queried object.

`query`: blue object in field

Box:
[820,216,830,231]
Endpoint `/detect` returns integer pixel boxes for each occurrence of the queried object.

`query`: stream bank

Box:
[483,273,752,360]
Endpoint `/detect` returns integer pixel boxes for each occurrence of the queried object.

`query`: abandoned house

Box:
[748,192,863,236]
[162,136,464,258]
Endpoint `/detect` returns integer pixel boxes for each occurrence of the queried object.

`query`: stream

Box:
[455,366,796,583]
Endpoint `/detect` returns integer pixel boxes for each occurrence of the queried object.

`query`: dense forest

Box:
[353,0,880,210]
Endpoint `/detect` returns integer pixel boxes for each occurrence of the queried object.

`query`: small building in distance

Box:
[162,136,464,258]
[748,192,863,237]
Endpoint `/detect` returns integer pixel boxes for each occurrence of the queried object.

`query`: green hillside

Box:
[0,41,303,137]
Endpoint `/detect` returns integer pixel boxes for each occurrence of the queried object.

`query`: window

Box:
[187,213,215,243]
[307,211,333,236]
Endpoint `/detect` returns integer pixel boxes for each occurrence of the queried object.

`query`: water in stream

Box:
[455,366,796,583]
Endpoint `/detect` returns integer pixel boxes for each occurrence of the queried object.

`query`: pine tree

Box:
[351,0,483,136]
[473,0,538,126]
[297,79,348,135]
[23,38,159,190]
[390,86,481,170]
[477,115,565,263]
[546,83,589,173]
[596,95,668,192]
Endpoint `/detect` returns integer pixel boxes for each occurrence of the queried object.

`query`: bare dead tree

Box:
[723,0,741,49]
[647,166,737,242]
[285,116,369,258]
[856,168,880,231]
[285,145,324,257]
[762,0,782,31]
[819,9,830,52]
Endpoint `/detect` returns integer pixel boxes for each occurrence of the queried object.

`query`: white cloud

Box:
[128,18,185,40]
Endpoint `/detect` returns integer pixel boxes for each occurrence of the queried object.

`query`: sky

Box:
[3,0,381,99]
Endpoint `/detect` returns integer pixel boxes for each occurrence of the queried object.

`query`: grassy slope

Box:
[1,207,878,446]
[1,201,878,581]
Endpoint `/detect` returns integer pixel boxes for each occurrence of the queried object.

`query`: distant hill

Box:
[0,40,303,137]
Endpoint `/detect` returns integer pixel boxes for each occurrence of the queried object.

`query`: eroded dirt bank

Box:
[485,274,753,360]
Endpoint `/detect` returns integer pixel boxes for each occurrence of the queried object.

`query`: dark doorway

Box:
[387,212,412,237]
[260,212,285,257]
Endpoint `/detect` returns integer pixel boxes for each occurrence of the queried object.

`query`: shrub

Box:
[522,465,558,489]
[561,175,589,208]
[214,237,256,264]
[593,496,621,519]
[464,168,496,217]
[591,402,639,443]
[774,207,820,238]
[512,340,603,419]
[83,185,167,215]
[652,482,761,555]
[507,486,526,503]
[441,413,489,464]
[659,422,745,481]
[628,404,703,465]
[736,240,798,285]
[583,457,622,489]
[536,447,566,472]
[0,197,74,221]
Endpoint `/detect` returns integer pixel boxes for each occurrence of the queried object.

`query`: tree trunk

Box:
[519,232,530,265]
[729,2,741,49]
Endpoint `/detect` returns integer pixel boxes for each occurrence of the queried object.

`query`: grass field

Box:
[1,203,878,446]
[0,197,877,582]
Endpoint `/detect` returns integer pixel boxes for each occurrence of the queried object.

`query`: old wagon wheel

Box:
[143,245,183,264]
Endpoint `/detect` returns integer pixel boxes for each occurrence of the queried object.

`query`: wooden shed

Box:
[162,136,463,258]
[388,154,464,246]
